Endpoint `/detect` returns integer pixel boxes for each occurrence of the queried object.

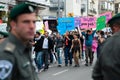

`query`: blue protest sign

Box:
[57,25,66,35]
[58,17,75,34]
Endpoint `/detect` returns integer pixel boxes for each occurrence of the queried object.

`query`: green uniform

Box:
[0,33,38,80]
[92,13,120,80]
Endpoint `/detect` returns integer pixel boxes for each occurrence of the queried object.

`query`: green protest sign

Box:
[96,16,106,30]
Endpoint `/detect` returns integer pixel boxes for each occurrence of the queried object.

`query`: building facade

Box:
[88,0,99,16]
[66,0,81,17]
[114,0,120,14]
[81,0,98,17]
[98,0,114,14]
[39,0,64,18]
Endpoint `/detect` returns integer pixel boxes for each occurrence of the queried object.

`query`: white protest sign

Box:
[0,23,7,32]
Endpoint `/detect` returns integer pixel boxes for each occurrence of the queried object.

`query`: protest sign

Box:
[75,17,80,27]
[88,17,96,28]
[100,12,112,23]
[80,17,88,29]
[96,16,106,30]
[58,17,75,35]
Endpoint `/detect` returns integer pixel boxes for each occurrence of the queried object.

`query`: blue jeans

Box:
[36,51,43,69]
[57,48,63,65]
[64,47,72,65]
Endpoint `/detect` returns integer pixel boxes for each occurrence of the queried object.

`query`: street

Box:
[38,60,95,80]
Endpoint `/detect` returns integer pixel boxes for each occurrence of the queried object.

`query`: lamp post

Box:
[58,0,60,18]
[64,0,66,17]
[98,0,101,14]
[86,0,89,16]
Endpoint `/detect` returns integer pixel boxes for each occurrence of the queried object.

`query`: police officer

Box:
[92,13,120,80]
[0,2,39,80]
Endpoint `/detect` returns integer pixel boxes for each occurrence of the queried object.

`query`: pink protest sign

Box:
[80,17,88,29]
[88,17,96,28]
[92,39,98,52]
[100,12,112,23]
[80,17,96,29]
[44,21,49,31]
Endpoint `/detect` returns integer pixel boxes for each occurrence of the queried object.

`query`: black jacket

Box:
[34,36,54,53]
[64,35,73,48]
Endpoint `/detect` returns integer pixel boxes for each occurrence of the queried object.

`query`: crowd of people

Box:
[1,2,120,80]
[32,28,112,72]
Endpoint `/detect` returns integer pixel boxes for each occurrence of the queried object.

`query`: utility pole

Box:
[98,0,101,14]
[58,0,60,18]
[64,0,66,17]
[87,0,89,16]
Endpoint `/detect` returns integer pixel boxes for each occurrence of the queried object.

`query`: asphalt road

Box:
[38,60,95,80]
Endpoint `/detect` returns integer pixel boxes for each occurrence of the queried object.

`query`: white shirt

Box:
[42,37,48,49]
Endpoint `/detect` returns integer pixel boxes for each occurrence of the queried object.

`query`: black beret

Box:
[9,2,37,19]
[108,13,120,25]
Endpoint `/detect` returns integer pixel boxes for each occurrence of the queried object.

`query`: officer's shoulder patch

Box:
[4,43,15,53]
[0,60,13,80]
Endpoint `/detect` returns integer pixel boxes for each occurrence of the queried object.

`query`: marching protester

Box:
[64,31,73,66]
[96,31,105,58]
[71,34,82,67]
[55,33,64,67]
[33,31,43,71]
[41,31,54,71]
[82,29,96,66]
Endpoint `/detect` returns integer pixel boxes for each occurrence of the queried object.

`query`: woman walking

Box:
[71,34,82,67]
